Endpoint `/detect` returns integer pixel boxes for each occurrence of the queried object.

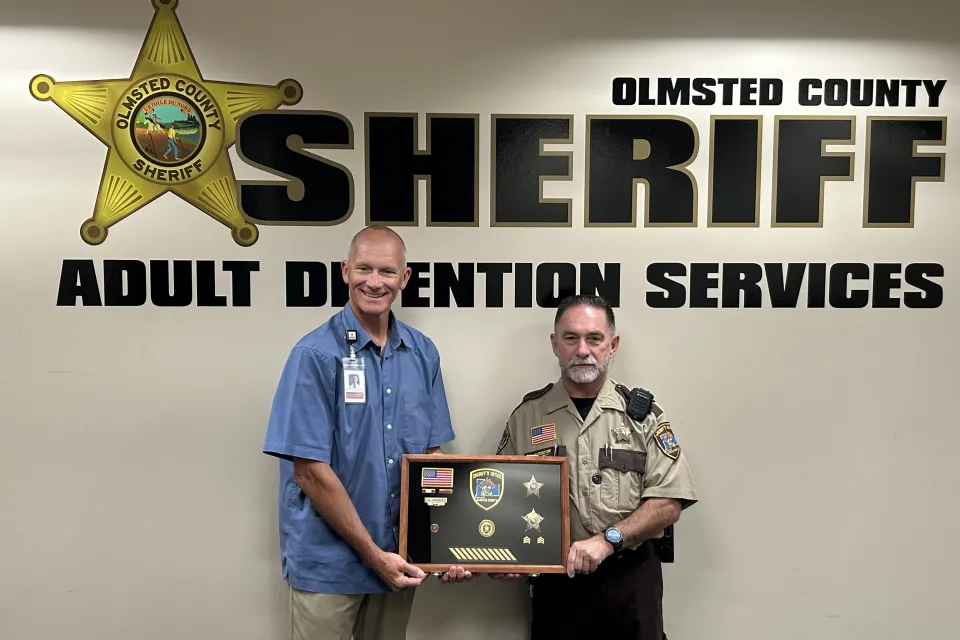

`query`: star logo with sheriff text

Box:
[29,0,302,247]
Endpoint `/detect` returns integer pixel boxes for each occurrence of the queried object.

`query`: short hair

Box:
[347,225,407,262]
[554,294,616,333]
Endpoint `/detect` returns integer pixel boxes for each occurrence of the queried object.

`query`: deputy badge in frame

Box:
[523,474,544,497]
[470,468,505,511]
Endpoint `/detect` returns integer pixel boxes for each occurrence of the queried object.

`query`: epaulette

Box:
[497,382,554,455]
[510,382,553,415]
[523,382,553,403]
[614,383,655,421]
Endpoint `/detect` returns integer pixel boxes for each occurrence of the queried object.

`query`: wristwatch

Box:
[604,527,623,554]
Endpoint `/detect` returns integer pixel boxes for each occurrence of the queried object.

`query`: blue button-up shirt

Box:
[262,303,456,594]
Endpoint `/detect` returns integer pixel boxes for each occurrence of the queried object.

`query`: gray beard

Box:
[561,354,614,384]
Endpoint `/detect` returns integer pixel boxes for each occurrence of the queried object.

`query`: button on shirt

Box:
[262,303,456,594]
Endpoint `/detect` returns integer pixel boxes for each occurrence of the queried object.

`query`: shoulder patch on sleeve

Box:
[496,424,510,454]
[654,422,680,460]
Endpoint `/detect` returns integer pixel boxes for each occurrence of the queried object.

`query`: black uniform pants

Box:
[529,540,665,640]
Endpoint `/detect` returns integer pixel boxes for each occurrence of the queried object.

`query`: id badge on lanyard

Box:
[342,329,366,404]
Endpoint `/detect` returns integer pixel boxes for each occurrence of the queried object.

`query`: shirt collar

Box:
[339,302,405,354]
[542,375,624,414]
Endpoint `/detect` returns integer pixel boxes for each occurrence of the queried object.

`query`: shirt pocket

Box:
[598,449,646,512]
[400,391,434,453]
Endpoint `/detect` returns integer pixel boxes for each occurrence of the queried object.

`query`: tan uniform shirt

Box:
[496,376,699,545]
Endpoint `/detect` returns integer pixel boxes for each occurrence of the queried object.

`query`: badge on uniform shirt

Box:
[613,422,631,443]
[530,424,556,446]
[654,422,680,460]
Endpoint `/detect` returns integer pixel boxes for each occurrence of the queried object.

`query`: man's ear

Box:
[341,260,349,284]
[610,334,620,356]
[399,266,412,290]
[550,332,559,357]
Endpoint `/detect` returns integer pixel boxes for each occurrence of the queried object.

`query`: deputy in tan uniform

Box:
[491,294,698,640]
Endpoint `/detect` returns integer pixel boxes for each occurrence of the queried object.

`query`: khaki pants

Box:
[290,585,417,640]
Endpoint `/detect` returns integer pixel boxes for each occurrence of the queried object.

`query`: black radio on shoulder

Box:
[615,384,654,421]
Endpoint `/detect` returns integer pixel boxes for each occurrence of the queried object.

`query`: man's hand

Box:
[370,551,426,591]
[566,534,613,578]
[488,573,522,581]
[439,565,473,584]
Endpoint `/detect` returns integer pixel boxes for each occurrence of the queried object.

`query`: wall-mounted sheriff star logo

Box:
[29,0,302,247]
[523,474,544,497]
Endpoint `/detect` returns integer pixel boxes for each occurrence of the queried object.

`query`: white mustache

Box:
[568,357,598,366]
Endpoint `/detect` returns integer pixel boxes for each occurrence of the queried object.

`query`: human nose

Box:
[575,339,591,357]
[366,270,383,287]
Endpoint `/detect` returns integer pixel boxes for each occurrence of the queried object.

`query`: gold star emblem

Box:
[522,508,544,532]
[29,0,301,246]
[614,423,631,443]
[478,519,495,537]
[522,474,544,497]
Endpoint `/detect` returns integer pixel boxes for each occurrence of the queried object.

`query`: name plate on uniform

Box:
[399,454,570,574]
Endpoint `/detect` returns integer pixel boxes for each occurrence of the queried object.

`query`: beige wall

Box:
[2,0,958,638]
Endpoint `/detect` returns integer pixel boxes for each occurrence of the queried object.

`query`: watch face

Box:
[606,528,622,543]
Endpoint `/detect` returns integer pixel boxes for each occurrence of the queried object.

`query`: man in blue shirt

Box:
[263,225,471,640]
